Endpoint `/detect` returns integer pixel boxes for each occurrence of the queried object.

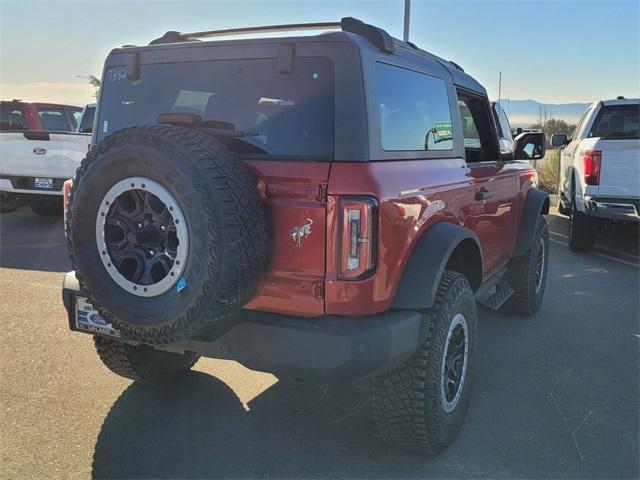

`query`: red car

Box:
[62,18,549,454]
[0,100,82,132]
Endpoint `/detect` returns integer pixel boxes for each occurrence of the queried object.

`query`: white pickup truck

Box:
[0,100,92,215]
[552,97,639,251]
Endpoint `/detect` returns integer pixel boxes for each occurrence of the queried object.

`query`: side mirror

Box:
[551,134,569,147]
[513,132,545,160]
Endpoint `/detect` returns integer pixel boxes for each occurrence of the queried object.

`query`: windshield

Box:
[588,104,639,140]
[98,57,334,158]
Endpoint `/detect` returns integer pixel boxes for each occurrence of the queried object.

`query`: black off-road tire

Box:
[0,193,20,213]
[372,271,478,454]
[504,215,549,316]
[94,336,199,383]
[568,197,595,252]
[68,126,267,344]
[29,195,63,216]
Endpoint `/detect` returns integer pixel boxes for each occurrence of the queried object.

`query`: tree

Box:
[76,75,101,97]
[530,118,576,139]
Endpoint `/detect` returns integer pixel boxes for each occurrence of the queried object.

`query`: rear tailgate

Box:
[598,138,640,197]
[243,160,330,317]
[0,131,90,179]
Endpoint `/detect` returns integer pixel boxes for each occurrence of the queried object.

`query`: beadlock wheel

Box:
[440,313,469,413]
[95,176,189,298]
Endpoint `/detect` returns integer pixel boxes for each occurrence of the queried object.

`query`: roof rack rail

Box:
[149,16,395,53]
[150,21,341,45]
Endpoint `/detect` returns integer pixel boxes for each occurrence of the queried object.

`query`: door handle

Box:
[475,189,493,201]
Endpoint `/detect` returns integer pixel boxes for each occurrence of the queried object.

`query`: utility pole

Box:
[498,71,502,108]
[403,0,411,42]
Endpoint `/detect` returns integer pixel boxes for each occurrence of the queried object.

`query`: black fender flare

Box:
[513,188,549,257]
[391,222,483,310]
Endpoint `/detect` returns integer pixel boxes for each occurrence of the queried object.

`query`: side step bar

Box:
[475,271,514,311]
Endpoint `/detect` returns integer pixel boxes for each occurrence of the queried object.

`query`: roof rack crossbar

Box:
[179,21,341,41]
[148,17,395,54]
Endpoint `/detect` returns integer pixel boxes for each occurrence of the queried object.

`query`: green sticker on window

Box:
[435,121,452,138]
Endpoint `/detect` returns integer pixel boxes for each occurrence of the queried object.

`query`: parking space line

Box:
[549,238,639,268]
[549,230,640,262]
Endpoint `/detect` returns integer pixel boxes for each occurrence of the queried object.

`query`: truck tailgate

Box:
[0,132,90,178]
[598,138,640,197]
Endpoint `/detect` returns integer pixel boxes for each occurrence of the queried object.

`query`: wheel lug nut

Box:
[137,222,143,229]
[149,250,155,256]
[160,225,166,232]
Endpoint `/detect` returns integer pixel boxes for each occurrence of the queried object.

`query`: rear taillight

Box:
[339,197,377,280]
[583,150,602,186]
[63,179,73,232]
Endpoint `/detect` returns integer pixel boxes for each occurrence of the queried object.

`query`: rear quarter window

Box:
[375,62,453,152]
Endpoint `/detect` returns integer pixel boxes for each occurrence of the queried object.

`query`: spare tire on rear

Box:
[68,126,267,344]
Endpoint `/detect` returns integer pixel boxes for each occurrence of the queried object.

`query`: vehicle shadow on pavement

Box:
[92,371,447,479]
[0,207,71,272]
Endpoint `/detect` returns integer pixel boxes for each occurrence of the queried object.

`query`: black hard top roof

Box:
[113,17,485,95]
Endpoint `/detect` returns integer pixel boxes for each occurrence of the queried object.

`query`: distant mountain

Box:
[493,99,591,127]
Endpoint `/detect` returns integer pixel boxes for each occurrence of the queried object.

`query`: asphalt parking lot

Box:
[1,206,638,479]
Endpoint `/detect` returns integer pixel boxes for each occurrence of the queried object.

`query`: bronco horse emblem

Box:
[290,218,313,248]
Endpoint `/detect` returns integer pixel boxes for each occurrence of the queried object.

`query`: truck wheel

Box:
[68,126,267,344]
[29,195,63,216]
[568,197,595,252]
[504,216,549,315]
[372,271,477,454]
[94,336,199,383]
[0,193,20,213]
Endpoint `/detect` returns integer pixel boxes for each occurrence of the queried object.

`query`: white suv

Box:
[552,97,639,251]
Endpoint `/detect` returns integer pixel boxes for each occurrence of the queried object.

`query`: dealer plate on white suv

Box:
[75,297,119,337]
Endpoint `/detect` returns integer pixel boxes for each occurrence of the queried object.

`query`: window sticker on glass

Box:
[435,121,452,139]
[258,97,295,106]
[102,120,109,133]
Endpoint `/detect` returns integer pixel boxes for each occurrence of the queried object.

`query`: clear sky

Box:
[1,0,638,106]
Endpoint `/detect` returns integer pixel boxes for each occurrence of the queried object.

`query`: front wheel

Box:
[372,271,478,454]
[94,336,200,383]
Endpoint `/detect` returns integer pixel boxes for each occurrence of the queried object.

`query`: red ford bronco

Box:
[62,18,549,454]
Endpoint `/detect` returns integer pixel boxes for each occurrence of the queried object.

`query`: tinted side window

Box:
[0,103,27,130]
[37,107,72,131]
[571,108,590,140]
[375,63,453,151]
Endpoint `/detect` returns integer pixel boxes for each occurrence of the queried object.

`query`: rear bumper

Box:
[584,196,640,222]
[0,177,65,195]
[62,272,425,381]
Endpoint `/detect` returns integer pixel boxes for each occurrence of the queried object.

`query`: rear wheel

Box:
[0,193,20,213]
[372,271,477,454]
[568,196,595,252]
[29,195,63,216]
[94,336,199,383]
[504,216,549,315]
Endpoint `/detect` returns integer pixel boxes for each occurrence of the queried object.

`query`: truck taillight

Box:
[63,179,73,231]
[339,197,377,280]
[583,150,602,186]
